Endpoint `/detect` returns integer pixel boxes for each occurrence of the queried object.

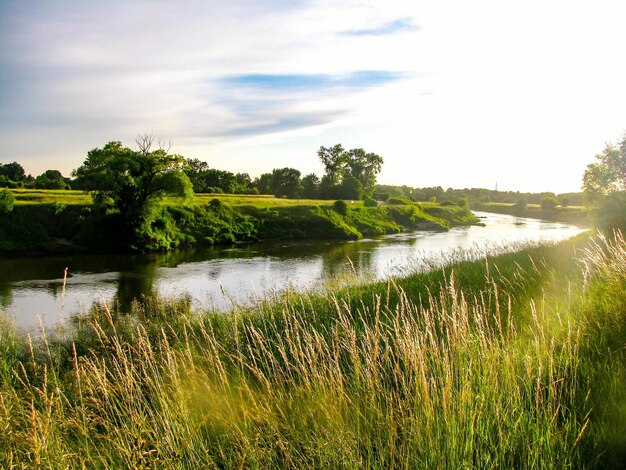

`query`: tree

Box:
[583,133,626,230]
[541,195,558,212]
[253,173,274,194]
[0,189,14,214]
[344,148,383,194]
[317,144,345,185]
[0,162,25,182]
[34,170,69,189]
[184,158,210,192]
[301,173,320,199]
[317,144,383,198]
[270,167,302,198]
[72,138,193,240]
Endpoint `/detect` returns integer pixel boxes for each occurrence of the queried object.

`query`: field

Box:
[9,189,345,208]
[1,231,625,467]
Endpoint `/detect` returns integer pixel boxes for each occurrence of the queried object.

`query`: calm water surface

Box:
[0,212,586,331]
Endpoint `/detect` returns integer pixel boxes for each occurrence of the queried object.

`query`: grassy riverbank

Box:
[1,189,477,253]
[473,201,590,226]
[1,231,625,467]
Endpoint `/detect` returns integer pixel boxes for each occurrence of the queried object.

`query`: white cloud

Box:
[1,0,625,192]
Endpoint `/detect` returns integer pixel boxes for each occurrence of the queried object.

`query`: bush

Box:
[541,196,559,212]
[514,198,527,214]
[333,200,349,215]
[363,197,378,207]
[0,189,14,214]
[387,196,410,205]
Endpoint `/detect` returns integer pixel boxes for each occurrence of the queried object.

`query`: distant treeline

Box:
[0,161,583,206]
[374,184,585,207]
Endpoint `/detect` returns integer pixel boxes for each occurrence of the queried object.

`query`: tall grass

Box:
[0,233,624,468]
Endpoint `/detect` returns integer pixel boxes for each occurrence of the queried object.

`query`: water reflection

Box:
[0,212,586,331]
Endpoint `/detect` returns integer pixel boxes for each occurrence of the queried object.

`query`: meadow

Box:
[1,230,624,468]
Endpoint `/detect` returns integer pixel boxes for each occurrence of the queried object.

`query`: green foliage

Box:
[387,196,411,205]
[270,167,302,198]
[34,169,69,189]
[363,196,378,207]
[0,189,15,214]
[541,195,559,212]
[583,133,626,230]
[301,173,320,199]
[73,139,194,241]
[0,162,26,183]
[318,144,383,198]
[332,199,349,215]
[514,198,527,214]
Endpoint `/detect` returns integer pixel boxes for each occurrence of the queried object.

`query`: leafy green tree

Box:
[72,139,193,240]
[541,196,558,212]
[317,144,383,199]
[301,173,320,199]
[34,170,69,189]
[0,189,14,214]
[317,144,345,185]
[270,167,302,198]
[0,162,25,182]
[253,173,274,194]
[583,133,626,230]
[184,158,210,192]
[344,148,383,194]
[203,169,238,193]
[235,173,253,193]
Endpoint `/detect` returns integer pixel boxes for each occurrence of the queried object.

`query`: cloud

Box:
[340,18,419,37]
[220,110,346,137]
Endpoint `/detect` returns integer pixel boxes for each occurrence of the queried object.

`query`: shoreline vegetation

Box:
[1,231,625,467]
[472,201,590,226]
[0,189,479,255]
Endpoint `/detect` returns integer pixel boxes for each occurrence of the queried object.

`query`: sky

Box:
[1,0,625,194]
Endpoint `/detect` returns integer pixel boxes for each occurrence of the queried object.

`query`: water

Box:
[0,212,586,331]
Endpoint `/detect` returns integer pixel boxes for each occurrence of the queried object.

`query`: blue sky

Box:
[1,0,626,193]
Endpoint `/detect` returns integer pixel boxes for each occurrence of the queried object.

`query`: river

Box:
[0,212,586,331]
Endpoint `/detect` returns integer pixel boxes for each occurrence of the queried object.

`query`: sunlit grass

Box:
[9,188,92,205]
[1,232,624,467]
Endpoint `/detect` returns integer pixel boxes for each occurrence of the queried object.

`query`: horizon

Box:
[2,0,625,194]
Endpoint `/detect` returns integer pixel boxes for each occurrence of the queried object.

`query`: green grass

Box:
[9,188,92,205]
[1,232,625,467]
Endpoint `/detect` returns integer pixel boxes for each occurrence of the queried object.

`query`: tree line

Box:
[1,140,383,202]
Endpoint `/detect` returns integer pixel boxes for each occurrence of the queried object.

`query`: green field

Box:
[9,189,346,208]
[1,231,625,467]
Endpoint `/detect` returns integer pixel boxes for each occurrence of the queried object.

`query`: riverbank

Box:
[0,190,479,254]
[1,231,625,467]
[472,201,590,225]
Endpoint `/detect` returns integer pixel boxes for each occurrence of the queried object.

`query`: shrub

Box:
[514,198,527,214]
[363,197,378,207]
[0,189,14,214]
[333,200,349,215]
[541,196,559,212]
[387,196,410,205]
